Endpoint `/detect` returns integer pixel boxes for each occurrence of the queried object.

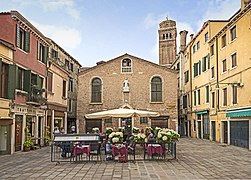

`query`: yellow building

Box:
[209,1,251,149]
[180,0,251,149]
[0,39,15,154]
[182,21,227,139]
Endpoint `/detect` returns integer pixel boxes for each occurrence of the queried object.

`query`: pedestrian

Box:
[60,127,65,134]
[54,127,60,134]
[71,125,76,133]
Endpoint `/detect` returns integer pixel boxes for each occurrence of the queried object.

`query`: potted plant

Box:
[23,139,34,152]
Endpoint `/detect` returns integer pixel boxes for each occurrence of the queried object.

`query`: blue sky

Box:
[1,0,240,67]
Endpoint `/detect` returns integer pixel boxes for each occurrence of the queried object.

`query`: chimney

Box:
[180,30,188,52]
[96,60,106,65]
[190,34,194,41]
[241,0,251,10]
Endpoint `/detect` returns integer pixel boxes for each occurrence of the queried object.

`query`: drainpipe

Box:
[189,42,193,137]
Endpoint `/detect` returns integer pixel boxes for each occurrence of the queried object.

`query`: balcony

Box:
[26,86,46,106]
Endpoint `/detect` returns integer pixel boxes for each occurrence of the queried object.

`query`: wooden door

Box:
[15,115,23,151]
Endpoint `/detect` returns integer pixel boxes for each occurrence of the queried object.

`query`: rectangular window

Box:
[231,53,237,68]
[16,24,30,52]
[37,42,48,63]
[210,44,214,56]
[68,78,73,92]
[183,95,188,109]
[205,86,209,103]
[184,70,189,83]
[232,86,237,104]
[194,91,196,106]
[198,89,201,105]
[140,117,148,124]
[197,41,200,50]
[212,92,215,108]
[230,26,236,41]
[207,54,210,69]
[194,63,199,77]
[202,56,207,72]
[48,72,53,92]
[17,67,24,90]
[211,67,215,79]
[204,32,209,43]
[68,99,72,112]
[51,49,58,58]
[222,59,227,73]
[70,63,74,72]
[223,88,227,106]
[65,59,69,70]
[193,45,196,53]
[222,34,226,48]
[62,80,66,98]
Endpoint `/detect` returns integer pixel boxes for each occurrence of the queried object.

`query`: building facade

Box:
[0,11,49,151]
[0,39,15,155]
[77,54,178,133]
[178,0,251,149]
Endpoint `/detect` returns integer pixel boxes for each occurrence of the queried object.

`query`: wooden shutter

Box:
[16,24,20,48]
[7,64,16,99]
[23,70,31,93]
[207,54,210,69]
[198,60,201,75]
[24,31,30,52]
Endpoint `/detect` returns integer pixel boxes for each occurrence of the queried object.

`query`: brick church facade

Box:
[77,53,178,133]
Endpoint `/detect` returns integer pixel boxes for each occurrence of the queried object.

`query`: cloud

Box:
[143,13,167,29]
[32,21,82,51]
[11,0,80,20]
[196,0,240,30]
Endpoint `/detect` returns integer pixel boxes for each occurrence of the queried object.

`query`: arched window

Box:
[91,77,102,102]
[169,33,172,39]
[166,33,168,39]
[121,58,132,72]
[162,34,165,40]
[151,77,162,102]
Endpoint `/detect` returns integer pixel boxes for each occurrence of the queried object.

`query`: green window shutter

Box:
[7,64,16,99]
[42,46,48,64]
[24,31,30,52]
[24,70,31,93]
[198,60,201,75]
[15,66,19,89]
[16,24,20,48]
[0,59,2,96]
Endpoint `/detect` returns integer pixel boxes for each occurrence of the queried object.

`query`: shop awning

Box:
[195,110,208,115]
[226,107,251,117]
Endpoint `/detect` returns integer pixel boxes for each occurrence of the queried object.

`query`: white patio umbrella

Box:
[85,108,159,119]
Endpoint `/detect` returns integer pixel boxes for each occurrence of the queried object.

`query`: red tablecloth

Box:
[112,145,127,156]
[74,145,90,156]
[146,144,163,156]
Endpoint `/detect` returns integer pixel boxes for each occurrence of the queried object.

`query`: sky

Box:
[0,0,241,67]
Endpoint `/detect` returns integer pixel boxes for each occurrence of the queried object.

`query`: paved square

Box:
[0,138,250,179]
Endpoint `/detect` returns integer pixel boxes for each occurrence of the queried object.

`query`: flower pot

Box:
[23,146,31,152]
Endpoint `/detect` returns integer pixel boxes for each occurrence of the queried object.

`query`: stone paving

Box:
[0,138,251,180]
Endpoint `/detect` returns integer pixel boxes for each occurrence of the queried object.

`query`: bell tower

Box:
[158,17,177,66]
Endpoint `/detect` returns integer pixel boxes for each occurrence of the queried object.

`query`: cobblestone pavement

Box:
[0,138,251,180]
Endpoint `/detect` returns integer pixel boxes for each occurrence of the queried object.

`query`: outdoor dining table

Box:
[146,144,163,158]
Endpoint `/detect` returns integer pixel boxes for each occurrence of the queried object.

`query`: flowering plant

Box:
[132,127,140,133]
[156,128,180,143]
[105,127,113,135]
[154,127,161,136]
[108,132,124,143]
[92,127,100,134]
[134,133,146,143]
